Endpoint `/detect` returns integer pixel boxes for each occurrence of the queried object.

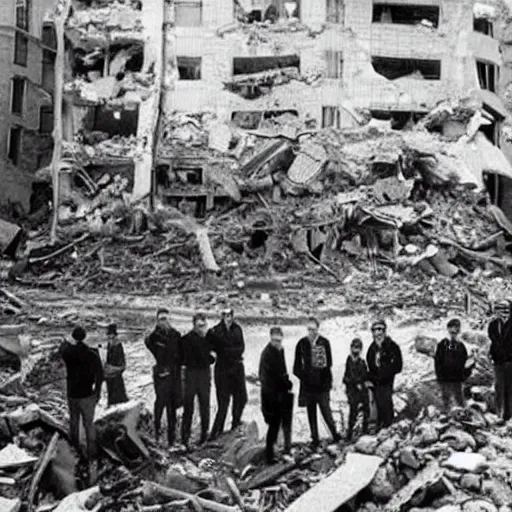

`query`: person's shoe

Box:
[333,433,342,443]
[310,439,319,450]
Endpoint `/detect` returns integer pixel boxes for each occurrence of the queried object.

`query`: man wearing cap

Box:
[489,300,512,421]
[60,326,103,471]
[209,308,248,439]
[293,317,341,447]
[366,320,403,430]
[259,327,293,463]
[145,308,183,446]
[181,313,215,449]
[104,323,128,407]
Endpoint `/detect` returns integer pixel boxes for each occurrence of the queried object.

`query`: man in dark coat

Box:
[366,319,402,430]
[489,300,512,421]
[104,323,128,407]
[293,317,341,448]
[145,308,183,446]
[60,325,103,483]
[209,308,248,439]
[343,338,370,440]
[435,318,472,411]
[181,313,215,448]
[259,326,293,463]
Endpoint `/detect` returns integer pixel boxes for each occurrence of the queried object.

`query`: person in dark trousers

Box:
[366,320,402,430]
[293,317,341,448]
[489,299,512,421]
[259,326,293,464]
[343,338,370,441]
[209,308,248,439]
[434,318,473,411]
[60,326,103,483]
[145,308,183,446]
[104,323,129,407]
[181,313,215,449]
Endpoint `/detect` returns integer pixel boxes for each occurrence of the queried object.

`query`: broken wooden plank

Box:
[239,460,297,491]
[0,289,29,309]
[29,234,90,264]
[285,453,382,512]
[28,432,60,512]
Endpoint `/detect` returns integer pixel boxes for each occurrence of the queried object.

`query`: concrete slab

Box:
[284,453,383,512]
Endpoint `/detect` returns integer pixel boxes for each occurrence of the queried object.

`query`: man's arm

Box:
[342,357,352,385]
[145,332,157,358]
[434,342,442,378]
[393,343,403,375]
[233,326,245,359]
[325,338,333,368]
[293,342,303,380]
[92,350,104,401]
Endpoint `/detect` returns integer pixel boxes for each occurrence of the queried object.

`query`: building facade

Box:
[0,0,56,209]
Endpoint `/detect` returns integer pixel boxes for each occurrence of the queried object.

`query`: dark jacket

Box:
[367,337,403,387]
[489,314,512,364]
[259,343,292,423]
[434,338,468,382]
[343,355,369,392]
[181,330,215,370]
[293,335,333,397]
[209,321,245,368]
[60,341,103,400]
[145,325,183,375]
[105,343,128,406]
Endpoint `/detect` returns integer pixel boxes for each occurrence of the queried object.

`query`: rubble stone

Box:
[460,474,482,492]
[355,435,380,455]
[441,429,477,451]
[462,500,498,512]
[414,335,438,357]
[375,436,399,460]
[400,446,421,470]
[370,465,397,501]
[412,423,439,446]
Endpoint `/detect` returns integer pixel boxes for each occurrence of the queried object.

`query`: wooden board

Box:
[285,453,382,512]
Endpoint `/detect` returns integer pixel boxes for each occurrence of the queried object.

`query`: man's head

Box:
[270,326,283,346]
[107,323,118,343]
[71,325,86,343]
[306,317,320,341]
[495,300,511,319]
[193,312,208,337]
[221,307,234,328]
[350,338,363,357]
[371,320,386,344]
[156,308,170,329]
[447,318,461,340]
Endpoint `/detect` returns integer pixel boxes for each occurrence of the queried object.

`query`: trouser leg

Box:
[153,375,166,438]
[265,409,281,462]
[318,392,339,439]
[281,393,293,452]
[375,384,394,428]
[439,382,452,412]
[210,372,230,438]
[453,382,464,408]
[197,369,211,441]
[306,393,319,443]
[231,363,248,429]
[347,400,357,439]
[166,403,177,445]
[361,394,370,433]
[504,363,512,421]
[68,397,81,452]
[181,371,196,445]
[79,395,97,460]
[495,364,505,419]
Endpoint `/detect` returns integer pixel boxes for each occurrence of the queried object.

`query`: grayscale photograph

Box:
[0,0,511,510]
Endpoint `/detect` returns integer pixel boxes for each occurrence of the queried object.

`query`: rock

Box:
[482,478,512,507]
[443,452,488,473]
[414,335,438,357]
[165,468,204,494]
[499,507,512,512]
[413,423,439,446]
[441,428,477,451]
[370,465,398,501]
[426,405,438,419]
[443,469,462,482]
[360,502,378,512]
[402,467,417,481]
[462,500,498,512]
[375,437,399,459]
[377,428,392,443]
[400,446,421,470]
[437,507,462,512]
[355,435,380,455]
[478,445,497,461]
[473,431,488,449]
[460,474,482,492]
[0,497,21,512]
[461,331,490,348]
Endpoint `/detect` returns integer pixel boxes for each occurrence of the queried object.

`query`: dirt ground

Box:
[14,289,479,444]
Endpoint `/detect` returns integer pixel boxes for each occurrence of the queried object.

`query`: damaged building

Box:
[0,0,57,210]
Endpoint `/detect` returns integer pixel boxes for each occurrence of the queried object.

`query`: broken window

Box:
[174,167,203,185]
[233,55,300,75]
[14,32,28,66]
[372,56,441,80]
[263,1,300,22]
[92,105,139,137]
[8,126,22,166]
[108,44,144,74]
[39,106,53,134]
[322,106,340,128]
[476,60,498,92]
[372,4,440,28]
[371,109,425,130]
[177,57,202,80]
[42,49,55,92]
[231,109,298,129]
[15,0,30,31]
[11,77,25,115]
[41,23,57,48]
[326,0,344,24]
[474,17,493,37]
[325,51,343,79]
[72,48,105,78]
[175,0,202,27]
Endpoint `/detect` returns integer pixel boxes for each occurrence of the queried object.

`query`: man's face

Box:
[107,333,117,344]
[372,325,386,343]
[270,333,283,346]
[448,326,460,340]
[195,318,208,337]
[157,313,169,329]
[307,322,318,340]
[223,311,234,327]
[351,344,362,357]
[497,305,510,319]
